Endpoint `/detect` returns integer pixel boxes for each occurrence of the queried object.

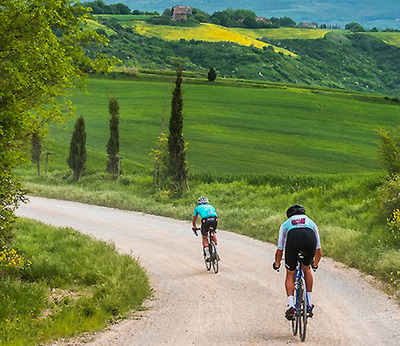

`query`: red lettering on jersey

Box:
[291,218,306,225]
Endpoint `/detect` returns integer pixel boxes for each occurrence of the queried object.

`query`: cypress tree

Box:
[67,116,86,181]
[106,97,120,177]
[208,67,217,82]
[167,63,188,193]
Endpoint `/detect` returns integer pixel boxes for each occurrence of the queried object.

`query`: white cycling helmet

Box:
[197,196,209,205]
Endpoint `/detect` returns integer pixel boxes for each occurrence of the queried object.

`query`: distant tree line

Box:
[84,1,399,31]
[81,1,158,15]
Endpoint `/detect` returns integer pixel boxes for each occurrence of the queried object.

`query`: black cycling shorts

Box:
[201,216,218,236]
[285,227,317,271]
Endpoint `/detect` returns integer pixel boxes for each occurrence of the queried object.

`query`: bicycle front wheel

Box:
[204,249,211,271]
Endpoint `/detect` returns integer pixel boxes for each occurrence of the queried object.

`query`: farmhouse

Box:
[172,5,192,21]
[256,17,272,24]
[298,21,318,29]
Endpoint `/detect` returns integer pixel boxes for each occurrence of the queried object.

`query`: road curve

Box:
[16,196,400,346]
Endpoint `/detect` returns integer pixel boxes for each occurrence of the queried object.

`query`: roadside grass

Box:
[20,170,400,302]
[0,219,150,345]
[26,77,400,179]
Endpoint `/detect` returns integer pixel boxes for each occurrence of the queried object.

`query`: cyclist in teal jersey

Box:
[192,196,218,261]
[273,204,322,320]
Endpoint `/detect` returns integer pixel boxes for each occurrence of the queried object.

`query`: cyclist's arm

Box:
[313,224,322,266]
[313,248,322,267]
[192,215,198,229]
[275,224,286,267]
[275,249,283,267]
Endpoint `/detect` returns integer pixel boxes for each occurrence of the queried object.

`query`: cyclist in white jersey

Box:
[273,204,322,320]
[192,196,218,261]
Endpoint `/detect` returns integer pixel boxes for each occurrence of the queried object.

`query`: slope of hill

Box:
[103,0,400,30]
[34,77,400,176]
[90,18,400,95]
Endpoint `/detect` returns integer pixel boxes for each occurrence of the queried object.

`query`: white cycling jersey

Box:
[277,214,321,250]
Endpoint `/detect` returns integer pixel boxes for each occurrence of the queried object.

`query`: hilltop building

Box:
[298,21,318,29]
[172,5,192,21]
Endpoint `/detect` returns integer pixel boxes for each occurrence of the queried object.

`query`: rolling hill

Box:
[102,0,400,30]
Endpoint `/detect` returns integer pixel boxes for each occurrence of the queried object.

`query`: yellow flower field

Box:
[132,22,297,57]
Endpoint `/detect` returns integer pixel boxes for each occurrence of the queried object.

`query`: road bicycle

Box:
[291,252,311,342]
[193,227,219,274]
[274,252,316,342]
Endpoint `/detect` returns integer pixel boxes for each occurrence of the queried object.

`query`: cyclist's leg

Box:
[201,219,210,258]
[302,265,313,292]
[285,269,296,296]
[211,218,218,245]
[285,232,298,315]
[299,228,317,310]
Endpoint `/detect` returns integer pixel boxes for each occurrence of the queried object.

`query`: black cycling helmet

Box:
[286,204,306,218]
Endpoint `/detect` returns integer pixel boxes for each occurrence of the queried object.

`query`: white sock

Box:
[204,247,210,257]
[288,295,294,308]
[307,292,313,306]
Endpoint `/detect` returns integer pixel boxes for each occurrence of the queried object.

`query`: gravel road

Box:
[16,196,400,345]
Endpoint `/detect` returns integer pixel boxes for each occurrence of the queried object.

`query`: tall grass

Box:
[1,219,150,345]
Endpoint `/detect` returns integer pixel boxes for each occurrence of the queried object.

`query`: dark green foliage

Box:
[106,97,120,177]
[167,63,188,193]
[207,67,217,81]
[345,22,365,32]
[81,0,131,14]
[67,116,87,181]
[375,126,400,176]
[31,132,42,176]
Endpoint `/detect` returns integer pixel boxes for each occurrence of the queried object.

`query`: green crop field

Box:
[367,32,400,47]
[36,77,400,177]
[231,27,334,40]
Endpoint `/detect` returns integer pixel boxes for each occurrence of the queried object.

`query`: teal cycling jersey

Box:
[277,214,321,250]
[193,204,218,219]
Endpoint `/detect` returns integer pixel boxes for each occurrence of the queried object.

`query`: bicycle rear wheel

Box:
[210,242,219,274]
[298,280,307,341]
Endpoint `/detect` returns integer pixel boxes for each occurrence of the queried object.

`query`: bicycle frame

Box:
[294,262,310,312]
[292,253,310,341]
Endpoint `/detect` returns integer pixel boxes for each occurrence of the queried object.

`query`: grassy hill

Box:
[24,76,400,177]
[89,16,400,95]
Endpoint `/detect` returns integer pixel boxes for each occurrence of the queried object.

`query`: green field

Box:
[16,75,400,303]
[38,77,400,176]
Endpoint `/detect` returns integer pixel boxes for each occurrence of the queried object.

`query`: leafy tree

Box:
[106,97,120,178]
[280,16,296,27]
[68,117,87,181]
[152,132,169,189]
[345,22,365,32]
[31,132,42,176]
[375,126,400,176]
[167,63,188,193]
[208,67,217,81]
[0,0,112,242]
[114,3,131,14]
